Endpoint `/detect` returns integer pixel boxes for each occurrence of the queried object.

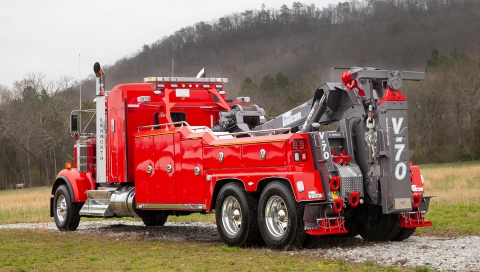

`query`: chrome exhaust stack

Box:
[94,62,107,183]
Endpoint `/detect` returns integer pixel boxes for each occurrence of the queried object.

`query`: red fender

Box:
[54,169,95,202]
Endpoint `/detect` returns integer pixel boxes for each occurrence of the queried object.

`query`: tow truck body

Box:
[50,63,431,249]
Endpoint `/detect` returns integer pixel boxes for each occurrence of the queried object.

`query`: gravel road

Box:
[1,220,479,271]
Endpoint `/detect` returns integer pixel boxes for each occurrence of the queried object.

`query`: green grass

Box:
[416,160,480,236]
[419,160,480,169]
[418,202,480,235]
[0,229,428,272]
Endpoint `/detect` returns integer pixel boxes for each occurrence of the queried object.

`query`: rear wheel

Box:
[215,183,260,247]
[258,181,305,250]
[142,211,168,226]
[54,185,81,231]
[357,204,401,242]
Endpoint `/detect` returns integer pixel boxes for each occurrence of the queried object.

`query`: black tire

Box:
[393,227,416,241]
[142,211,168,226]
[357,205,401,242]
[258,181,306,250]
[53,185,81,231]
[215,183,261,247]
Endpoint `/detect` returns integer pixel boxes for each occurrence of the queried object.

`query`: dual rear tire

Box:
[215,183,260,247]
[357,204,416,242]
[216,181,305,250]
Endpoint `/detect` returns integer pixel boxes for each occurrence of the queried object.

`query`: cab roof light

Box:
[171,84,178,88]
[144,77,229,83]
[215,84,223,89]
[203,84,211,88]
[144,77,157,82]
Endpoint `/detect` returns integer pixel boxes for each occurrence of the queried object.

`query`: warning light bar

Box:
[144,77,228,83]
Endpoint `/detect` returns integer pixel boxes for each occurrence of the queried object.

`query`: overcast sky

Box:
[0,0,342,88]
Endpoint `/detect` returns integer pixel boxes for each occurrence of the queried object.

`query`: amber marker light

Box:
[65,163,72,170]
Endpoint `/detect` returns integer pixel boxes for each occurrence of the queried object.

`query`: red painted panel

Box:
[154,134,177,203]
[126,104,160,182]
[134,136,156,203]
[106,106,127,183]
[410,165,424,194]
[203,145,242,169]
[242,142,287,168]
[178,139,204,204]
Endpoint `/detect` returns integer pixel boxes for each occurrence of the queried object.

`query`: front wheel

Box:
[258,181,305,250]
[53,185,81,231]
[215,183,260,247]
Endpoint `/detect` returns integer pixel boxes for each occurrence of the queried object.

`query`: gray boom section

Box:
[299,94,327,133]
[253,99,313,131]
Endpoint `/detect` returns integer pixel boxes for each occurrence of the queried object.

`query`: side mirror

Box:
[71,114,78,133]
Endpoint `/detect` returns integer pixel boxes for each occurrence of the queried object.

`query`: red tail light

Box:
[291,140,298,150]
[291,139,306,150]
[298,139,305,150]
[292,139,308,162]
[301,152,307,161]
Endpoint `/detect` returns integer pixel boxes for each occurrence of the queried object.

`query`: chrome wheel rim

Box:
[221,196,242,236]
[56,195,67,222]
[265,195,288,237]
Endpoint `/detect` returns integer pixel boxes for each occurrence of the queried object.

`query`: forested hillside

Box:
[1,0,480,189]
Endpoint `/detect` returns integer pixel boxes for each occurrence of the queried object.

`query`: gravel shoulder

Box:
[1,220,479,271]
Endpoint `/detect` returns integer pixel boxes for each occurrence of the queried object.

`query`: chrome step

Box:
[79,189,114,217]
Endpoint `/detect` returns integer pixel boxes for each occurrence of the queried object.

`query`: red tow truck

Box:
[51,63,431,249]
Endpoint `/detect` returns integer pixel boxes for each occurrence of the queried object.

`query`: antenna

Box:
[172,57,174,77]
[79,53,82,132]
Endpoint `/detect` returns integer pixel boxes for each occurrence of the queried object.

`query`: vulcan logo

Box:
[282,111,302,127]
[308,191,323,199]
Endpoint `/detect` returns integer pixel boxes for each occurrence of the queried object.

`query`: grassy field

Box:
[418,161,480,235]
[0,187,51,224]
[0,229,431,272]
